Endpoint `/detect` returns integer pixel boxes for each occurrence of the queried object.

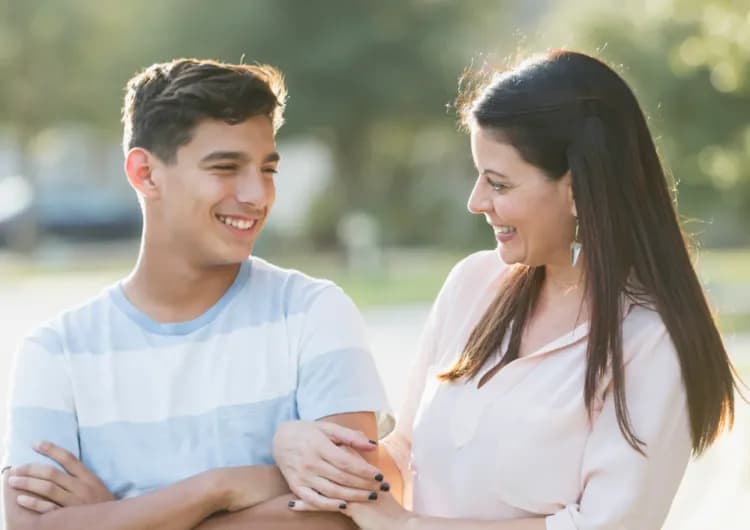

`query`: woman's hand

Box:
[273,420,389,510]
[289,490,413,530]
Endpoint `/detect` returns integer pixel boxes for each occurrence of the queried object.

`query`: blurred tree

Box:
[0,0,158,178]
[538,0,750,246]
[1,0,517,248]
[147,0,514,247]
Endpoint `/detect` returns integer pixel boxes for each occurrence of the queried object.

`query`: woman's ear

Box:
[561,170,577,217]
[125,148,159,200]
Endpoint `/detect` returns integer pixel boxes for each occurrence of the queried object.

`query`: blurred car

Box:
[34,186,142,240]
[0,176,142,248]
[0,175,35,249]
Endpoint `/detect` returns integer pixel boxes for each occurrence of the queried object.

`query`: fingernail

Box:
[374,473,384,482]
[17,495,33,506]
[380,482,390,492]
[368,492,378,501]
[339,502,347,509]
[288,501,295,508]
[368,439,378,445]
[34,441,48,451]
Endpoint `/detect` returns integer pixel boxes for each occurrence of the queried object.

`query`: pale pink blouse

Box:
[382,250,692,529]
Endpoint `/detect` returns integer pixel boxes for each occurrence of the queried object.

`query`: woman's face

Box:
[468,127,577,267]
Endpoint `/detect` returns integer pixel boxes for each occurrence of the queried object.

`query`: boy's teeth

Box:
[217,215,255,230]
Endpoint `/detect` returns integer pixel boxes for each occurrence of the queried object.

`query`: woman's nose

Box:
[467,177,490,214]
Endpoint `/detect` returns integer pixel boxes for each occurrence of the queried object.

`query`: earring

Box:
[570,218,582,266]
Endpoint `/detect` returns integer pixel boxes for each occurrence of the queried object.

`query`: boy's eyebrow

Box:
[199,151,281,164]
[200,151,249,164]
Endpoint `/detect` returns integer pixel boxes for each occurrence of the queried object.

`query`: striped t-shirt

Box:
[2,258,390,498]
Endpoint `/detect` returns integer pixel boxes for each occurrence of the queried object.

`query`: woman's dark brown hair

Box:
[440,50,740,455]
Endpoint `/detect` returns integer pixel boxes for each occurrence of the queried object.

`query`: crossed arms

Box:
[2,413,375,530]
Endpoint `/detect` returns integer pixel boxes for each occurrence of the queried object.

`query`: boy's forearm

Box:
[194,494,358,530]
[5,462,292,530]
[4,469,224,530]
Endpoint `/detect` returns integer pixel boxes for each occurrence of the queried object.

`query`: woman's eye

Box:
[213,165,237,172]
[262,168,278,175]
[487,177,509,191]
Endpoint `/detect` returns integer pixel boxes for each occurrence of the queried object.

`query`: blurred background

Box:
[1,0,748,527]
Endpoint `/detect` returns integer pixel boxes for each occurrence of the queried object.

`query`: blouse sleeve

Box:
[545,320,693,530]
[380,260,462,506]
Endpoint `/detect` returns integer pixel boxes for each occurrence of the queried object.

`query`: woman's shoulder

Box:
[433,250,509,312]
[621,298,680,368]
[444,249,508,289]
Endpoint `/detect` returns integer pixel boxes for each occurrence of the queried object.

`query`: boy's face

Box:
[148,115,279,267]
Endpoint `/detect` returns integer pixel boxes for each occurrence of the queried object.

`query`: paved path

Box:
[1,274,747,528]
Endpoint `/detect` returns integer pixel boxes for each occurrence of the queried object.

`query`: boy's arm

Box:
[2,467,220,530]
[2,464,288,530]
[4,414,374,530]
[2,322,291,530]
[4,468,354,530]
[194,495,358,530]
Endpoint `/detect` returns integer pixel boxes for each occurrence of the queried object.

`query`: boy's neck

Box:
[121,245,244,324]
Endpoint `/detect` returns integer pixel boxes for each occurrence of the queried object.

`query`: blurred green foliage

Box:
[1,245,747,331]
[539,0,750,246]
[0,0,748,248]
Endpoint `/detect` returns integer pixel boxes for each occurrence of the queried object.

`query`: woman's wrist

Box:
[402,511,424,530]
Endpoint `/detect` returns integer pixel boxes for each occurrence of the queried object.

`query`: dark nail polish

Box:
[368,492,378,501]
[368,439,378,445]
[288,501,296,508]
[339,503,347,509]
[380,482,390,492]
[374,473,384,482]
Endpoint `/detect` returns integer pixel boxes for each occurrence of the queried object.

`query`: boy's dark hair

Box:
[122,58,287,163]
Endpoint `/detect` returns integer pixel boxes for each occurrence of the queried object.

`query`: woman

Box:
[272,50,740,529]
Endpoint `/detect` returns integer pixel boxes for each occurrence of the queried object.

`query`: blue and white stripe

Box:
[3,258,390,498]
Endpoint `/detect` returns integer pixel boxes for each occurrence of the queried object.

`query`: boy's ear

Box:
[125,148,160,199]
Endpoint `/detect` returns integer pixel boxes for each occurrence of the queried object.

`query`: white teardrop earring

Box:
[570,218,582,266]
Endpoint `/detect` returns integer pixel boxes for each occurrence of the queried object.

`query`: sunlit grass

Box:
[1,246,748,320]
[695,248,750,286]
[267,248,462,307]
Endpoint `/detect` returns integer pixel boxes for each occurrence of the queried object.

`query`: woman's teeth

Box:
[217,215,256,231]
[494,225,517,234]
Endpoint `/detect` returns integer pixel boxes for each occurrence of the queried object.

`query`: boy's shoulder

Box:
[248,256,333,287]
[246,256,347,310]
[20,286,117,354]
[24,258,353,352]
